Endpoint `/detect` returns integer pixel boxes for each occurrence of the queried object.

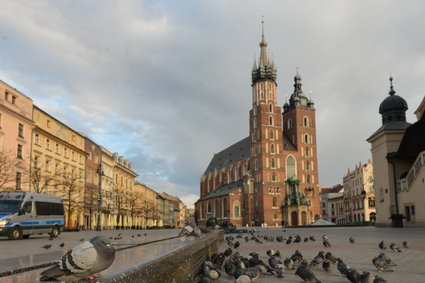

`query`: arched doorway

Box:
[301,211,307,225]
[291,211,298,226]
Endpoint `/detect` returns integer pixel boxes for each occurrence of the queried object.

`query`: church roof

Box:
[203,137,250,175]
[199,180,244,201]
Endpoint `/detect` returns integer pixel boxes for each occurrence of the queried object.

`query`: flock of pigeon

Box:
[196,229,409,283]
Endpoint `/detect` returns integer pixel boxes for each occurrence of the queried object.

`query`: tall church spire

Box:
[251,18,277,85]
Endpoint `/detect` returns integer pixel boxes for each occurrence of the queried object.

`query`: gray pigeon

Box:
[40,235,116,281]
[360,271,371,283]
[379,240,386,250]
[373,275,388,283]
[346,269,361,283]
[349,236,355,244]
[295,265,321,283]
[389,243,401,252]
[322,260,331,273]
[402,240,408,248]
[372,257,394,272]
[336,258,351,276]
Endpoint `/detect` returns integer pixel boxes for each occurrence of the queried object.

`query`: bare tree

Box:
[113,186,127,228]
[128,191,141,228]
[0,150,28,191]
[30,157,60,193]
[59,169,84,229]
[83,185,98,229]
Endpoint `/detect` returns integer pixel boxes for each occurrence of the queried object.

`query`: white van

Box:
[0,192,65,240]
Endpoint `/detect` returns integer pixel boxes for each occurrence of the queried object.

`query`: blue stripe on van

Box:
[0,214,8,219]
[45,220,64,225]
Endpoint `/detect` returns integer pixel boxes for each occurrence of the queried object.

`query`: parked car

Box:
[0,192,65,240]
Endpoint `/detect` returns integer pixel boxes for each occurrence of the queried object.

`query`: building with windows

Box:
[368,78,425,227]
[134,183,159,228]
[31,106,87,229]
[83,137,101,229]
[195,26,321,227]
[0,80,34,192]
[99,146,116,229]
[342,160,376,223]
[112,153,138,228]
[326,192,345,225]
[320,185,343,222]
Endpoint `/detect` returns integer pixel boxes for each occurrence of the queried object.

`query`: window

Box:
[79,154,82,163]
[17,144,23,159]
[269,116,273,125]
[273,197,277,207]
[303,117,309,127]
[18,123,24,138]
[35,202,64,216]
[270,130,274,140]
[287,119,293,129]
[46,139,50,150]
[269,104,273,112]
[5,91,9,101]
[233,201,240,218]
[270,144,275,154]
[72,151,75,161]
[34,156,39,167]
[272,173,276,182]
[286,155,297,179]
[35,134,40,145]
[16,172,22,190]
[47,120,51,128]
[305,147,309,157]
[46,160,50,171]
[306,161,311,171]
[304,134,309,144]
[207,201,212,213]
[223,198,228,217]
[11,95,17,104]
[64,148,67,157]
[55,143,59,153]
[271,158,276,169]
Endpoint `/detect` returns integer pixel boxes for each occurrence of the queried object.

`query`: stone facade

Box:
[342,160,376,223]
[196,28,321,227]
[32,106,86,229]
[0,80,34,192]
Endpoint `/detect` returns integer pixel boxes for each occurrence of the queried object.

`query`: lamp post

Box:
[96,162,104,231]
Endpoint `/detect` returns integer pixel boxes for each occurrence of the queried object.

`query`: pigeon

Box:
[323,239,331,248]
[59,243,65,248]
[224,248,233,257]
[379,241,386,250]
[202,261,221,280]
[402,240,408,248]
[336,258,351,276]
[40,235,116,281]
[360,271,371,283]
[309,236,316,241]
[266,249,276,257]
[137,234,141,237]
[244,266,261,281]
[295,264,321,283]
[378,253,397,266]
[113,237,122,240]
[79,238,84,242]
[389,243,401,252]
[346,269,361,283]
[117,233,121,237]
[373,275,388,283]
[325,252,337,264]
[286,236,292,244]
[372,257,394,272]
[304,237,309,242]
[322,260,331,273]
[198,276,213,283]
[234,241,240,249]
[349,236,355,244]
[131,235,134,238]
[42,244,52,249]
[144,233,147,236]
[284,258,295,270]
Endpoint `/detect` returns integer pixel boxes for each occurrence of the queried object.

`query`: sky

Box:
[0,1,424,208]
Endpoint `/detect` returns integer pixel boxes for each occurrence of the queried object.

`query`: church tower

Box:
[249,22,286,226]
[282,71,321,224]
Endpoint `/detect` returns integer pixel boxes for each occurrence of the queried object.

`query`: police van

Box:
[0,192,65,240]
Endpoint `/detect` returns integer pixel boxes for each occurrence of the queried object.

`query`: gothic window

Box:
[273,197,277,207]
[200,204,204,219]
[286,155,297,179]
[215,199,219,217]
[271,158,276,169]
[254,159,258,170]
[304,134,309,144]
[307,175,310,184]
[273,212,278,219]
[233,200,240,218]
[287,119,293,129]
[207,201,212,213]
[270,130,274,140]
[269,116,273,125]
[270,144,275,154]
[269,104,273,112]
[303,117,309,127]
[272,173,276,182]
[305,147,309,157]
[223,198,228,217]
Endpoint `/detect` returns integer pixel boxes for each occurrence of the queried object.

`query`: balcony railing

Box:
[396,150,425,192]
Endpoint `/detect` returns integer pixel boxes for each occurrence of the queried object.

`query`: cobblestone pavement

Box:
[217,226,425,283]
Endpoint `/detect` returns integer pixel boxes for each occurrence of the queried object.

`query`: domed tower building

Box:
[195,23,321,227]
[368,77,425,227]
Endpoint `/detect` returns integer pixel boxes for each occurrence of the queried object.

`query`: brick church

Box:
[195,26,321,227]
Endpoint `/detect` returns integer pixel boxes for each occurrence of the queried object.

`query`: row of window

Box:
[285,116,311,130]
[35,134,83,163]
[4,90,17,105]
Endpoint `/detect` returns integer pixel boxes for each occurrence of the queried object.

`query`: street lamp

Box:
[96,162,105,231]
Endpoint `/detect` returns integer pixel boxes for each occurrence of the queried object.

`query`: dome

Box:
[379,94,408,114]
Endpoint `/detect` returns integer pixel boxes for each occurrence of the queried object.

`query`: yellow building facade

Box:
[134,183,159,228]
[31,106,86,229]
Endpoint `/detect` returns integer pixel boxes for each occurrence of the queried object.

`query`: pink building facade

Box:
[0,80,34,191]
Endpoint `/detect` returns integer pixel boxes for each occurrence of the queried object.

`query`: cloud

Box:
[0,0,424,207]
